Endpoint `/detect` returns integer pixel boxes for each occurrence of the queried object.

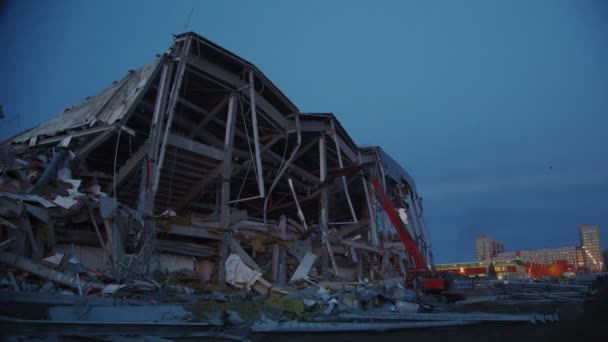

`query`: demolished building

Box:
[0,32,434,292]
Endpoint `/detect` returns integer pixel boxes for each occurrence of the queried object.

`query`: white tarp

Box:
[225,253,262,291]
[398,208,409,225]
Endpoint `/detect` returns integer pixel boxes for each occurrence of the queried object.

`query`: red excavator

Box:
[367,178,445,292]
[328,165,446,292]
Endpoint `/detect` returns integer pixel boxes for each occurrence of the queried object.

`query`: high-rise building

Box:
[476,235,504,261]
[579,225,604,272]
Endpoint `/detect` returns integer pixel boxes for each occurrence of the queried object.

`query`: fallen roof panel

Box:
[11,58,162,144]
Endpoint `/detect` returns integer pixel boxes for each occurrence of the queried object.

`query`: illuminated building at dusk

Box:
[471,225,603,277]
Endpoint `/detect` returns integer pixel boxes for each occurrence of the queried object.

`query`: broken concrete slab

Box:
[289,252,317,283]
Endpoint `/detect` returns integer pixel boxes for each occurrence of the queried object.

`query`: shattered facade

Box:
[0,32,434,291]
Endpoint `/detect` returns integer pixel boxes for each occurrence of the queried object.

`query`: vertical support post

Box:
[407,192,424,239]
[410,192,433,268]
[407,193,424,258]
[272,242,280,283]
[359,152,379,247]
[136,159,147,214]
[356,251,363,282]
[272,215,287,284]
[278,215,287,284]
[103,218,125,276]
[398,256,407,276]
[376,151,389,242]
[382,252,390,274]
[142,58,172,213]
[330,120,357,224]
[319,134,329,277]
[420,217,435,270]
[153,36,192,194]
[88,206,112,267]
[136,53,179,277]
[217,94,238,285]
[248,70,265,197]
[350,246,363,283]
[319,134,338,277]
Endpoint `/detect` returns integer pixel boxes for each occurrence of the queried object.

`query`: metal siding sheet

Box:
[377,147,418,192]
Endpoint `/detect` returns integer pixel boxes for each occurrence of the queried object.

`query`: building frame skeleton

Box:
[3,32,434,284]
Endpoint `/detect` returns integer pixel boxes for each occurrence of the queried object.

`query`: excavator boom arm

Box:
[368,178,428,271]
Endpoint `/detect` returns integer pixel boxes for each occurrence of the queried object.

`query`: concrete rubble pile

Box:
[0,32,574,339]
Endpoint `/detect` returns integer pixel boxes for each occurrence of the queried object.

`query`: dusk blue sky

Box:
[1,1,607,263]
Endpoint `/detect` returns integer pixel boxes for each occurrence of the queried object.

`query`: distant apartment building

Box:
[476,235,504,261]
[496,246,580,266]
[579,225,604,272]
[473,225,603,277]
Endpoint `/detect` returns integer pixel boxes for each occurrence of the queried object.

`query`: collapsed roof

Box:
[6,32,419,220]
[2,32,432,283]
